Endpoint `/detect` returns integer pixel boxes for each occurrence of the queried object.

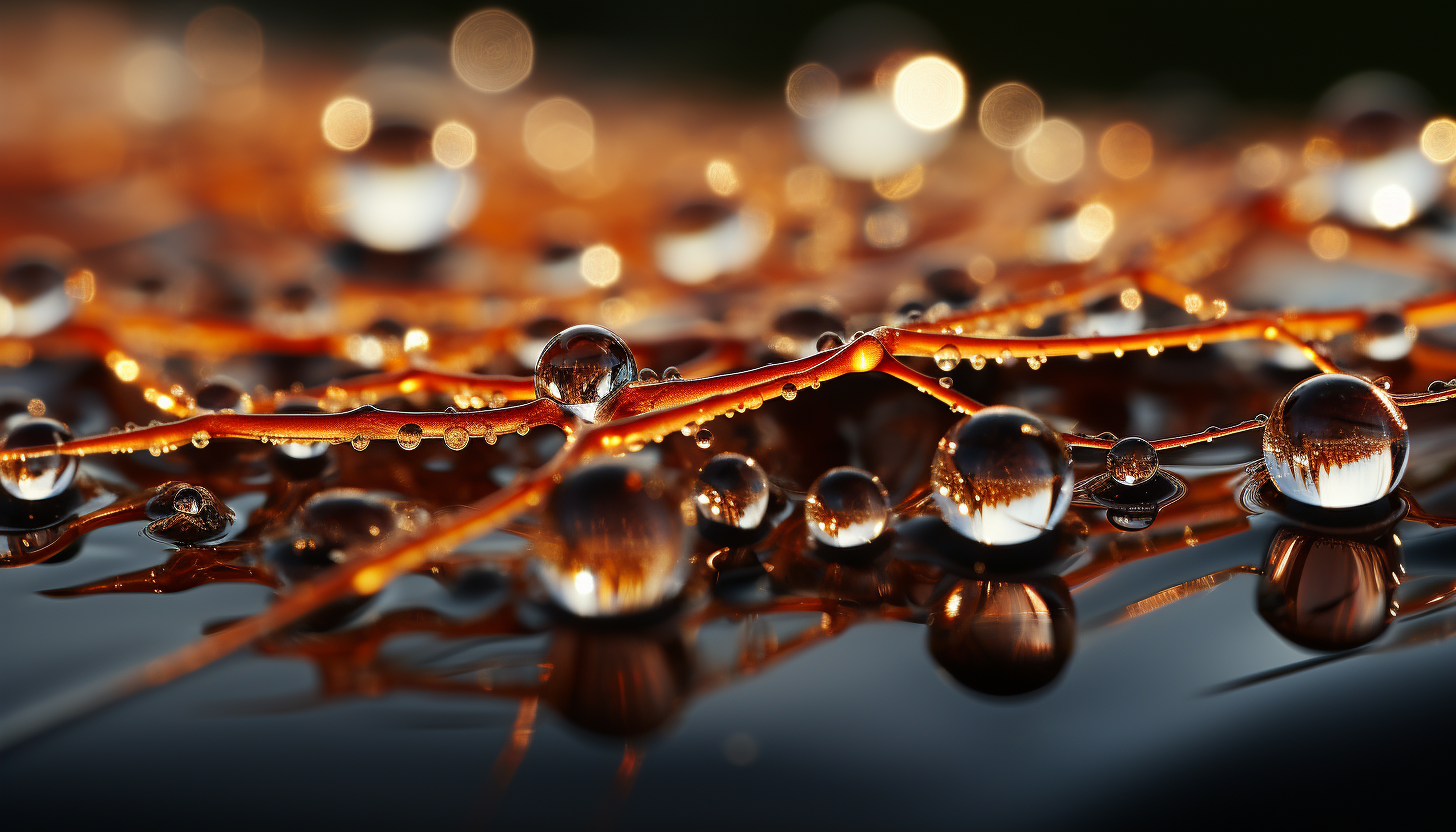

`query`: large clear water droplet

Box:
[1258,527,1399,651]
[695,453,770,530]
[927,578,1075,696]
[0,417,77,501]
[1106,436,1158,486]
[805,466,890,548]
[534,324,637,423]
[931,406,1073,545]
[534,464,689,617]
[1262,374,1408,509]
[397,423,423,450]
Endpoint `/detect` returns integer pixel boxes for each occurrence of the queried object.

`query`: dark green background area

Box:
[120,0,1456,111]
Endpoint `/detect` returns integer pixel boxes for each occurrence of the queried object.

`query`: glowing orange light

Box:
[432,122,476,168]
[1099,122,1153,179]
[1420,118,1456,163]
[321,97,371,151]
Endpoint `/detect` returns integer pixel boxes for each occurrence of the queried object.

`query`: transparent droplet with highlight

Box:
[397,423,423,450]
[1105,436,1158,486]
[816,331,845,352]
[805,467,890,548]
[172,486,203,515]
[534,324,637,422]
[0,417,78,501]
[694,428,713,450]
[444,426,469,451]
[931,406,1074,545]
[934,344,961,371]
[695,453,770,530]
[1262,374,1408,508]
[533,464,690,617]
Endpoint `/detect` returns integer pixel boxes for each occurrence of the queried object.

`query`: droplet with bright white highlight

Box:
[451,9,533,93]
[892,55,966,131]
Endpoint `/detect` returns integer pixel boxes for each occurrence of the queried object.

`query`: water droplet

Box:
[781,382,797,401]
[397,423,423,450]
[934,344,961,371]
[443,427,469,451]
[533,324,637,422]
[0,418,77,501]
[970,355,987,370]
[938,376,953,389]
[852,330,865,340]
[694,428,713,449]
[1263,374,1408,508]
[516,425,529,436]
[662,366,683,381]
[816,331,845,351]
[805,467,890,548]
[638,367,659,382]
[1358,311,1415,361]
[1105,436,1158,486]
[1371,375,1392,390]
[534,465,690,617]
[928,578,1074,696]
[1258,527,1398,650]
[190,430,211,449]
[349,435,369,451]
[1428,379,1452,393]
[931,407,1074,546]
[484,426,498,445]
[695,453,770,529]
[280,489,428,571]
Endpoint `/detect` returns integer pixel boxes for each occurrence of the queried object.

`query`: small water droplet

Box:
[444,405,459,414]
[351,435,370,451]
[816,331,845,351]
[1371,375,1392,390]
[1106,436,1158,486]
[190,430,210,449]
[173,487,202,515]
[781,382,797,401]
[444,427,469,451]
[696,453,770,529]
[0,418,78,501]
[806,467,890,549]
[638,367,659,382]
[934,344,961,372]
[695,428,714,449]
[397,423,423,450]
[970,355,987,371]
[663,366,683,381]
[931,409,1073,545]
[852,330,865,340]
[517,425,529,436]
[938,376,953,388]
[1255,413,1269,424]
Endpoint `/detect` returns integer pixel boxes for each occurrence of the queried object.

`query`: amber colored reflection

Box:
[542,626,691,737]
[927,577,1075,696]
[1258,527,1400,651]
